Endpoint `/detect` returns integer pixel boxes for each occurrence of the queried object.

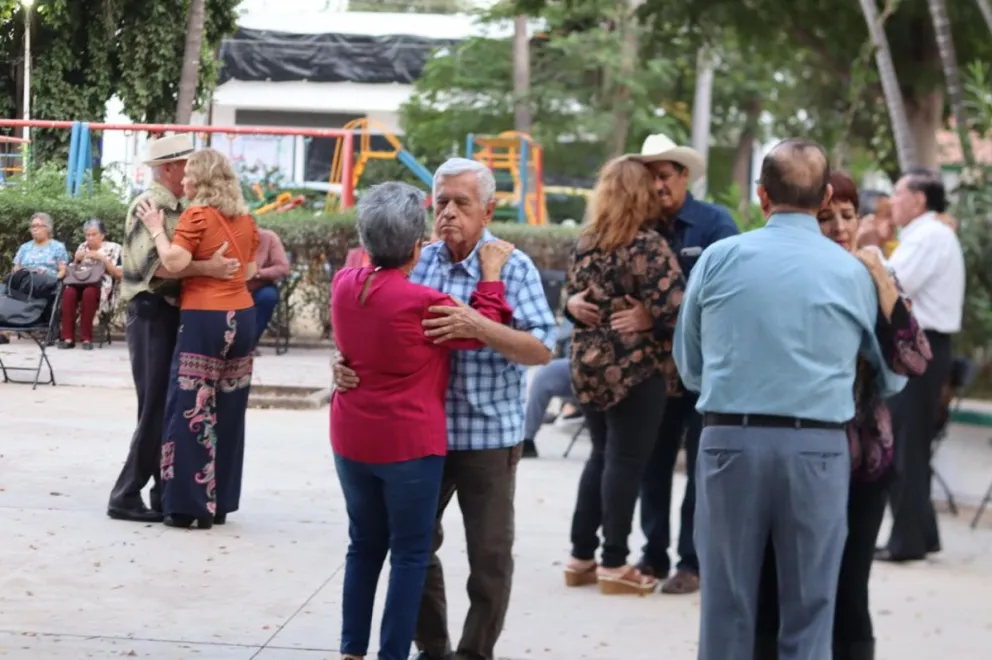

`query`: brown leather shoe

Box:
[660,569,699,594]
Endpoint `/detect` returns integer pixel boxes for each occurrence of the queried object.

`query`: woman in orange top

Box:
[137,148,260,530]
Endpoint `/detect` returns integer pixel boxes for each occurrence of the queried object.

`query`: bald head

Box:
[758,139,831,212]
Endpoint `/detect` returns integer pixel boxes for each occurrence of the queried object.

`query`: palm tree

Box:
[928,0,974,166]
[976,0,992,33]
[857,0,918,170]
[175,0,207,124]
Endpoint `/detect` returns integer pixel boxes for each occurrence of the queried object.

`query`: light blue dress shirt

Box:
[673,212,906,423]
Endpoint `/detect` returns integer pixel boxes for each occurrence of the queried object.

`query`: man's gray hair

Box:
[30,212,53,231]
[433,158,496,205]
[356,182,427,269]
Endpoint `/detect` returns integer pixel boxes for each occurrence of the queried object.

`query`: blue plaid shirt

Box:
[411,229,557,451]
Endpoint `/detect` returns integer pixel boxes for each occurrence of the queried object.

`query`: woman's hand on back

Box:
[479,240,514,281]
[136,199,165,233]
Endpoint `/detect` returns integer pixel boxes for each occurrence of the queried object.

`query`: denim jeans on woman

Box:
[335,454,445,660]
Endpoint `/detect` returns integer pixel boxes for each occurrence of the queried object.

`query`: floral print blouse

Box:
[850,274,931,482]
[73,241,122,316]
[565,230,685,411]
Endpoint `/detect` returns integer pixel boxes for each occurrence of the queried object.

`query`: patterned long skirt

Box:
[161,308,255,520]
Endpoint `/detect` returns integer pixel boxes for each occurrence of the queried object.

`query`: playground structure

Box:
[0,119,358,209]
[466,131,546,225]
[326,118,433,208]
[0,135,30,184]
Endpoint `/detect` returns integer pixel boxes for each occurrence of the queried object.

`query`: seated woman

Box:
[247,228,290,346]
[753,172,932,660]
[563,157,685,595]
[12,212,69,280]
[136,148,259,530]
[59,219,122,350]
[330,181,513,660]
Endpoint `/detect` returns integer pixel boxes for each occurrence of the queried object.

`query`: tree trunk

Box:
[927,0,974,166]
[512,16,531,133]
[906,89,944,169]
[175,0,207,124]
[732,97,761,218]
[976,0,992,34]
[608,0,644,157]
[690,47,715,198]
[858,0,919,170]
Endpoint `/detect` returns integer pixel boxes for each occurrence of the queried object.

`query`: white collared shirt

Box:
[888,212,966,334]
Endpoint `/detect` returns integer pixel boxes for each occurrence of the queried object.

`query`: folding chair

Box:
[563,418,587,458]
[0,281,64,389]
[971,436,992,529]
[931,356,977,516]
[97,282,122,348]
[266,271,302,356]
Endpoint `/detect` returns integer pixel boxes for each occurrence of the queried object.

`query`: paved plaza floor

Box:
[1,342,992,659]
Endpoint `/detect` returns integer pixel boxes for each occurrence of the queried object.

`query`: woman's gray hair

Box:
[433,158,496,206]
[83,218,107,235]
[356,182,428,269]
[30,212,53,232]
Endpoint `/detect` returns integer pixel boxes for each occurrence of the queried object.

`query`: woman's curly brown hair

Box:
[582,156,659,253]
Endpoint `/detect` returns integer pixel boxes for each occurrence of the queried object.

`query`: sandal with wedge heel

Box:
[563,559,598,587]
[597,565,658,595]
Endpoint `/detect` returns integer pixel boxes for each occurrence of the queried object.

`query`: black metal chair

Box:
[539,269,566,316]
[265,271,303,356]
[931,356,977,516]
[0,281,64,389]
[563,419,587,458]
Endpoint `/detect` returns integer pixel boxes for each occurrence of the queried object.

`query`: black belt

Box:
[702,413,844,431]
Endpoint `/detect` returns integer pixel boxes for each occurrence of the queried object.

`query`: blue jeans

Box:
[251,284,280,346]
[335,454,445,660]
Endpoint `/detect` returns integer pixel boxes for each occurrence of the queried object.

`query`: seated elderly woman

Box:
[59,219,122,350]
[329,181,513,660]
[12,212,69,280]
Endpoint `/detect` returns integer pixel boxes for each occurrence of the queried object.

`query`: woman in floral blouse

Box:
[754,172,932,660]
[59,219,122,350]
[562,157,685,595]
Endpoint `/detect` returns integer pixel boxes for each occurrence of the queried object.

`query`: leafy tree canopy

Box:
[0,0,239,163]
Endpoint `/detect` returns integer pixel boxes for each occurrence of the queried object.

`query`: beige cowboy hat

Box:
[142,134,195,166]
[630,133,706,183]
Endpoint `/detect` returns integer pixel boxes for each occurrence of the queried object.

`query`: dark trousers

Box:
[108,295,179,510]
[161,308,255,519]
[883,330,953,559]
[251,284,279,346]
[571,375,667,568]
[415,445,522,660]
[335,454,445,660]
[695,425,849,660]
[639,392,701,574]
[755,476,889,657]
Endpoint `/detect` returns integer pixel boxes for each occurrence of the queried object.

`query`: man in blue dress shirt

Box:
[674,139,905,660]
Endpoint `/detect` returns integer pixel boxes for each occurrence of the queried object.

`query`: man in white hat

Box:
[107,134,239,523]
[565,133,738,594]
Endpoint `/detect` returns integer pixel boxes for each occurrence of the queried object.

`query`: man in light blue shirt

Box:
[674,139,905,660]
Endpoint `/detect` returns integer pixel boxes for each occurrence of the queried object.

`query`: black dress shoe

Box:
[107,504,164,523]
[213,513,227,525]
[164,514,213,530]
[522,439,539,458]
[874,547,924,563]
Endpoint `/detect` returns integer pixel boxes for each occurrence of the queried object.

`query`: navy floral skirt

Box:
[161,308,255,520]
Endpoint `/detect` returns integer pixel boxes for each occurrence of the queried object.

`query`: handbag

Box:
[64,258,106,286]
[0,270,55,328]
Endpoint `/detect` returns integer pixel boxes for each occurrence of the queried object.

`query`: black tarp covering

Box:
[219,28,458,85]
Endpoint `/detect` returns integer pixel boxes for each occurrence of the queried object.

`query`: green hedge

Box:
[0,182,580,273]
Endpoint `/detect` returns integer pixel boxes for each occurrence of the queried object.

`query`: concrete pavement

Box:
[1,342,992,659]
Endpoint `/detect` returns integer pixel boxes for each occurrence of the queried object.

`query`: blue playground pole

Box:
[465,134,475,159]
[518,137,528,224]
[66,121,80,195]
[72,123,91,197]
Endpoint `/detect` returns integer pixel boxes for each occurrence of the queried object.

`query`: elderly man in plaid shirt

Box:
[334,157,557,660]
